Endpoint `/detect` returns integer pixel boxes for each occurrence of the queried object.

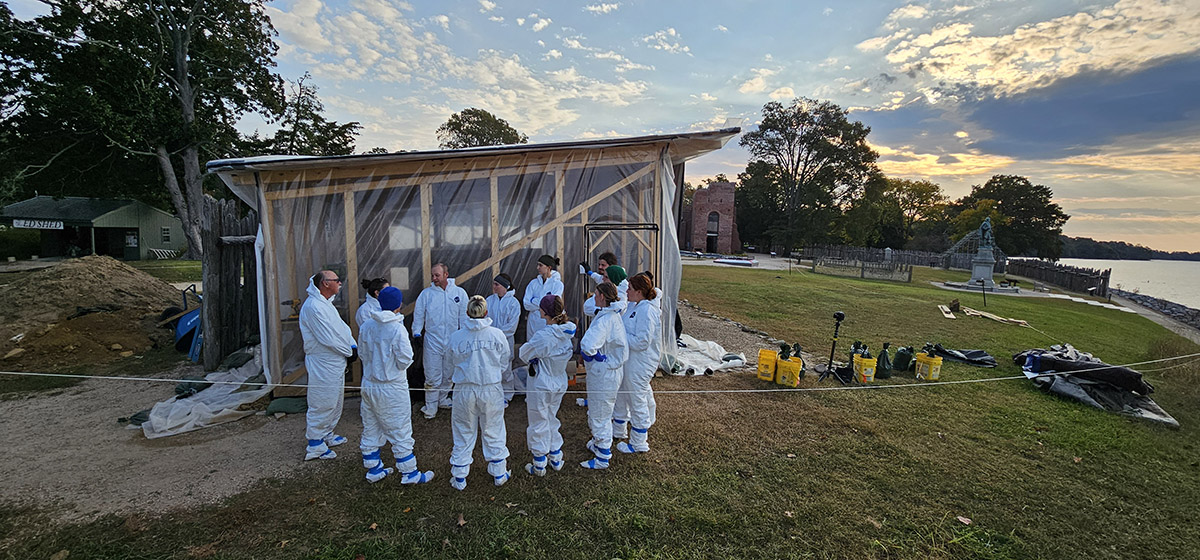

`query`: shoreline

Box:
[1109,289,1200,345]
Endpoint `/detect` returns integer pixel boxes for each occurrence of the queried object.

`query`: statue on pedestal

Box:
[979,217,995,249]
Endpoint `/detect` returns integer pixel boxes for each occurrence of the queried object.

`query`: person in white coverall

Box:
[519,294,576,476]
[412,263,468,419]
[354,276,389,329]
[613,274,662,454]
[357,287,435,484]
[579,281,628,469]
[523,255,564,342]
[447,295,512,490]
[299,270,357,461]
[485,273,520,404]
[580,253,628,317]
[612,271,664,439]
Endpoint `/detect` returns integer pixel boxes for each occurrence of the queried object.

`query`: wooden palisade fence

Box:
[201,195,260,370]
[802,244,1007,273]
[1006,258,1110,297]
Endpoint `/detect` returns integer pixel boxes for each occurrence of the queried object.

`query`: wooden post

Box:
[555,170,564,267]
[200,196,222,370]
[343,193,362,386]
[421,183,432,287]
[490,176,500,278]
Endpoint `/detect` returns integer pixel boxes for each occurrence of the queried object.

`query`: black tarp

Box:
[1013,344,1177,428]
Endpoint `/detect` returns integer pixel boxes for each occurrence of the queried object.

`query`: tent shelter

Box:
[207,128,739,395]
[1,196,184,260]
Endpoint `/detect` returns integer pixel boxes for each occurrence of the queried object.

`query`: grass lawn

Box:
[2,266,1198,559]
[128,259,203,284]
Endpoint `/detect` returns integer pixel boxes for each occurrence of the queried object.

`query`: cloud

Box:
[872,142,1015,178]
[489,16,504,22]
[478,0,496,12]
[265,0,333,52]
[544,49,562,60]
[714,24,729,32]
[642,28,692,55]
[584,3,620,14]
[562,36,588,50]
[738,67,778,94]
[516,17,525,25]
[855,28,910,52]
[883,0,1200,98]
[431,14,450,31]
[531,16,552,32]
[822,7,833,16]
[592,50,654,72]
[691,92,718,102]
[884,4,929,30]
[769,87,795,100]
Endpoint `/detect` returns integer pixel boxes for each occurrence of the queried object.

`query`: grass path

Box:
[2,266,1197,559]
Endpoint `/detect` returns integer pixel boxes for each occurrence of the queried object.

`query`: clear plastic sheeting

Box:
[141,346,270,439]
[663,334,747,376]
[208,130,739,392]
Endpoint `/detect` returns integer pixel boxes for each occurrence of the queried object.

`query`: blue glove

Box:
[593,352,607,363]
[582,353,595,363]
[413,332,422,339]
[528,358,540,368]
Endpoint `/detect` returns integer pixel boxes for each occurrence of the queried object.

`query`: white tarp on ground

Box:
[663,334,746,376]
[141,346,271,439]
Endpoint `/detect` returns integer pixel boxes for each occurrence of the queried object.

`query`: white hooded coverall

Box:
[298,279,356,447]
[522,271,564,340]
[486,291,521,400]
[412,278,468,410]
[354,293,381,329]
[614,298,662,451]
[358,309,425,477]
[579,301,628,459]
[447,317,512,484]
[519,320,576,469]
[613,289,663,437]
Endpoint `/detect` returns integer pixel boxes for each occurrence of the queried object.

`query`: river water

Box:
[1057,258,1200,310]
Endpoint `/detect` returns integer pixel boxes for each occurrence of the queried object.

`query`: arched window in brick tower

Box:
[706,211,720,253]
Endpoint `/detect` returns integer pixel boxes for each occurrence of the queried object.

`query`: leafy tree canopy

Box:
[738,98,879,252]
[239,73,361,157]
[436,107,528,149]
[957,175,1069,258]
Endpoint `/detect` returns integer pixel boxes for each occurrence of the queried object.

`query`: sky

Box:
[10,0,1200,252]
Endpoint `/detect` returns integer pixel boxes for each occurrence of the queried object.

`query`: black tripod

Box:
[817,311,848,383]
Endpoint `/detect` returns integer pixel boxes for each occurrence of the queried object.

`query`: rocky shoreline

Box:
[1110,289,1200,331]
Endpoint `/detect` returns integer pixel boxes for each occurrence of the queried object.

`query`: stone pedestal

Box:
[970,247,996,289]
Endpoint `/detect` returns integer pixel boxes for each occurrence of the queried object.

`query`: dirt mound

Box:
[0,256,185,371]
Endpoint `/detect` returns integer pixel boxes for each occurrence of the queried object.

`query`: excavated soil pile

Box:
[0,256,185,371]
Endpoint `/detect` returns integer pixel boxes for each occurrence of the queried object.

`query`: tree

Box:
[738,98,880,253]
[2,0,286,259]
[957,175,1069,258]
[734,161,784,250]
[888,178,947,241]
[239,73,361,157]
[436,108,528,149]
[839,174,905,248]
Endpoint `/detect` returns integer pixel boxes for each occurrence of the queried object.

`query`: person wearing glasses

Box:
[299,270,358,461]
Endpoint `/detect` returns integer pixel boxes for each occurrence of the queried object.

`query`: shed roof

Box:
[205,127,741,173]
[1,196,138,223]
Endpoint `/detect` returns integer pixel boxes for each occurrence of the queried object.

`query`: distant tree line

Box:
[1058,236,1200,261]
[733,98,1070,259]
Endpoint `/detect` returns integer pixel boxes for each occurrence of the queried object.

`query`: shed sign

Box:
[13,219,64,230]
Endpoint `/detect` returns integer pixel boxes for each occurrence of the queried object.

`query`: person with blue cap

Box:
[299,270,357,461]
[357,286,435,484]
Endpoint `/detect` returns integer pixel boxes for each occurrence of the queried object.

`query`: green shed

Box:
[0,196,185,260]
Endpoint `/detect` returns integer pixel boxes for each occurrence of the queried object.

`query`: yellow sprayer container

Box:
[757,349,778,382]
[853,354,878,382]
[915,353,943,381]
[775,357,804,387]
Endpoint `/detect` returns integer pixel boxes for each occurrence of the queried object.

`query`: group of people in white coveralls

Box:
[297,251,663,490]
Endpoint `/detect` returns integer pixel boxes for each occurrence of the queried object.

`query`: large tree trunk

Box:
[155,145,203,259]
